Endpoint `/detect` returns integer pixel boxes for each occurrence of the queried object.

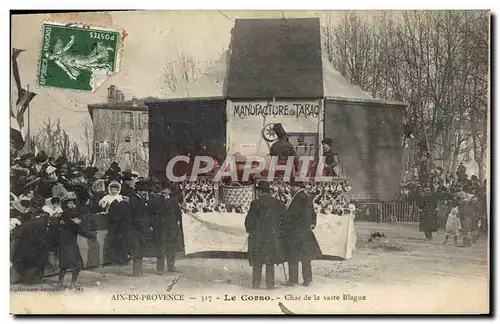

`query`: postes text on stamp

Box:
[37,22,123,92]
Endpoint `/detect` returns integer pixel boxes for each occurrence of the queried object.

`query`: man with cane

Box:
[283,179,322,287]
[244,181,288,289]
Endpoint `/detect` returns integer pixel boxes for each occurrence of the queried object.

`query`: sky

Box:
[11,10,345,150]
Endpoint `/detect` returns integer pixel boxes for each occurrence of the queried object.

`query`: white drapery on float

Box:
[182,212,357,260]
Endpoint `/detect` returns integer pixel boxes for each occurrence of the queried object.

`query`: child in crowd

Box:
[443,206,460,246]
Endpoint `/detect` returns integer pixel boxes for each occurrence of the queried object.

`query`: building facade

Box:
[147,18,407,201]
[88,85,152,177]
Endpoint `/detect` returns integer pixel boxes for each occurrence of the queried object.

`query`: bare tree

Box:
[80,118,94,165]
[31,117,86,163]
[161,52,213,95]
[322,11,490,181]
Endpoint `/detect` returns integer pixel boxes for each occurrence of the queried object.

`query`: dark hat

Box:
[111,161,119,168]
[151,182,162,194]
[255,181,271,192]
[135,180,149,192]
[55,156,67,167]
[50,196,61,205]
[122,171,134,181]
[322,138,333,146]
[35,151,48,163]
[272,123,287,139]
[85,166,99,175]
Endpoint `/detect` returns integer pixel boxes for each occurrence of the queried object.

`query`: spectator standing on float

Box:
[57,192,97,289]
[244,181,287,289]
[269,123,298,173]
[321,138,339,177]
[283,179,322,287]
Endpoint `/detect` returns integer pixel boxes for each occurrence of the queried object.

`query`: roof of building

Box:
[160,17,391,103]
[227,18,324,99]
[87,97,158,119]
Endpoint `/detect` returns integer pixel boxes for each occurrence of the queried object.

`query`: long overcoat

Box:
[126,192,150,258]
[12,216,50,278]
[57,209,96,270]
[418,193,438,233]
[283,190,322,262]
[458,199,475,233]
[148,194,185,255]
[106,200,131,264]
[244,193,287,267]
[270,139,296,161]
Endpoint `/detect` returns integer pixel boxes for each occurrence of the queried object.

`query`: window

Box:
[121,112,132,129]
[142,113,148,129]
[143,141,149,148]
[123,151,132,169]
[95,141,110,160]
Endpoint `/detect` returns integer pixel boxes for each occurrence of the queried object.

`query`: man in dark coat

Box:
[57,192,96,288]
[244,181,288,289]
[321,138,339,177]
[418,186,438,240]
[283,179,322,287]
[148,183,184,274]
[456,191,475,247]
[269,123,298,178]
[270,123,297,162]
[104,161,122,182]
[11,212,51,284]
[125,180,151,276]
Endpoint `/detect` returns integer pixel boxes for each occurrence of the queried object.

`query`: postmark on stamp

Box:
[37,21,123,92]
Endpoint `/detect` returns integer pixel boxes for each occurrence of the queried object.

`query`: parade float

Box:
[144,17,405,261]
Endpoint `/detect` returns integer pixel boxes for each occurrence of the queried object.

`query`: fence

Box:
[354,200,420,223]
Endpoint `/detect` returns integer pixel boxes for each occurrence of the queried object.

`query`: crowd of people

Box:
[10,151,184,288]
[401,162,488,245]
[9,149,488,289]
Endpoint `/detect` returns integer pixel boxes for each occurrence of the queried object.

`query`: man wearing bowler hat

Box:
[125,180,151,276]
[245,181,288,289]
[283,179,322,287]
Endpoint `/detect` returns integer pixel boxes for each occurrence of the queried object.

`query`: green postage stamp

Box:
[37,22,123,92]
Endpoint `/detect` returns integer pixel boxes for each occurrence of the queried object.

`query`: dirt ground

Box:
[10,222,489,314]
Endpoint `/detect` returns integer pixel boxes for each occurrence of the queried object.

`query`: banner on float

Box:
[182,212,356,260]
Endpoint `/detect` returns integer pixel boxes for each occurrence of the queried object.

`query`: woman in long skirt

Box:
[57,192,96,289]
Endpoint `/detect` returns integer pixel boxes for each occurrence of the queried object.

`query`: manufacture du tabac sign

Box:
[226,99,323,156]
[232,101,320,120]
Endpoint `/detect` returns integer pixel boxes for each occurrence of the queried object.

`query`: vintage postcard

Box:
[9,10,490,315]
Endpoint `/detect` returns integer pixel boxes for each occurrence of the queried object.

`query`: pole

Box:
[27,84,31,150]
